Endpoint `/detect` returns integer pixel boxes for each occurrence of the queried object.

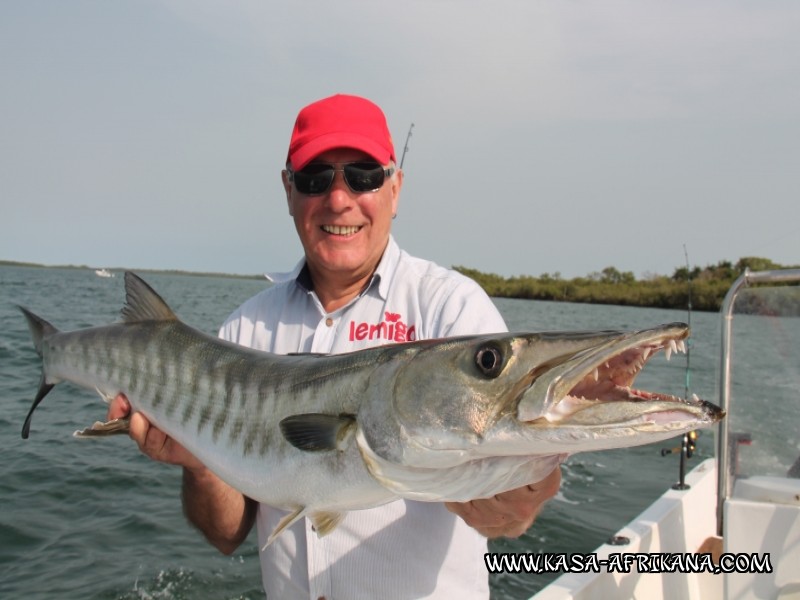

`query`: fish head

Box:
[384,322,724,463]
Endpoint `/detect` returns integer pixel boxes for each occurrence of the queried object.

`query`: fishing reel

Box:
[661,430,699,490]
[661,430,698,459]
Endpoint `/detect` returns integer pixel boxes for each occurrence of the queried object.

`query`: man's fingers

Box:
[107,393,130,420]
[128,411,152,447]
[445,465,563,539]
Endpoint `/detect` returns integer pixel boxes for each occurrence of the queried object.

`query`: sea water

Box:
[1,266,795,599]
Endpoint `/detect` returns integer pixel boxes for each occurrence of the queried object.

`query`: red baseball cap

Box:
[286,94,396,170]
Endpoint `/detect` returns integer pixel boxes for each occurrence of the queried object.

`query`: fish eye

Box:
[475,344,504,378]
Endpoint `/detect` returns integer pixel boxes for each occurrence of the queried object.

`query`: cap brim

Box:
[289,132,393,170]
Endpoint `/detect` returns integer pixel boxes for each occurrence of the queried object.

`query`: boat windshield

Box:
[722,279,800,483]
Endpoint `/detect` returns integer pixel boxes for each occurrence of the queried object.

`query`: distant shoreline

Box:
[0,260,264,281]
[4,258,797,314]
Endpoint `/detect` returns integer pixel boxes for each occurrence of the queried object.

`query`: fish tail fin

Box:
[18,306,58,356]
[17,306,59,439]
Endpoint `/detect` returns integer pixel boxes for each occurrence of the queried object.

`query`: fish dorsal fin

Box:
[279,413,357,452]
[121,272,178,323]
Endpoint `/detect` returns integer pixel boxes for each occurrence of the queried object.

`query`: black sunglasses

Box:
[287,161,395,195]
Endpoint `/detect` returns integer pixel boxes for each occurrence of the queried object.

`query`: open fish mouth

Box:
[517,324,723,426]
[570,339,687,402]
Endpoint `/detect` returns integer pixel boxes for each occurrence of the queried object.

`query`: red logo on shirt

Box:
[349,312,416,343]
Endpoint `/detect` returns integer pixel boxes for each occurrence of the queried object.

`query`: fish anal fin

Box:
[279,413,357,452]
[73,417,131,438]
[121,272,178,323]
[310,511,345,538]
[95,387,117,404]
[263,506,306,549]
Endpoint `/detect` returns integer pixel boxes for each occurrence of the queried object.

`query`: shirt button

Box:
[325,317,334,327]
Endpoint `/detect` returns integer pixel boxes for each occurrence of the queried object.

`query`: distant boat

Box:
[94,268,114,278]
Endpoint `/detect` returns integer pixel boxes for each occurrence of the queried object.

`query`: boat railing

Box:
[716,267,800,536]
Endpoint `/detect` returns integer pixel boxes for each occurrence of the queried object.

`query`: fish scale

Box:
[18,271,724,544]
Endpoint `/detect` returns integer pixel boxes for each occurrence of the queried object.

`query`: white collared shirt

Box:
[220,236,508,600]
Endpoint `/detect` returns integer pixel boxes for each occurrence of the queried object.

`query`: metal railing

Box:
[716,268,800,536]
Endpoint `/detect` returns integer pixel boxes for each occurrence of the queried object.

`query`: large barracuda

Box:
[20,272,723,543]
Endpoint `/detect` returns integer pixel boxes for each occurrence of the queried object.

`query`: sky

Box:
[1,0,798,279]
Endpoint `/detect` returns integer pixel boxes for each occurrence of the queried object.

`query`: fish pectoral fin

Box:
[279,413,357,452]
[73,417,131,438]
[309,511,345,538]
[264,506,307,549]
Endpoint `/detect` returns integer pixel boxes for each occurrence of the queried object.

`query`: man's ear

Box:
[282,170,294,216]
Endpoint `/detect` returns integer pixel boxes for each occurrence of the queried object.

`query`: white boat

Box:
[532,268,800,600]
[94,268,114,278]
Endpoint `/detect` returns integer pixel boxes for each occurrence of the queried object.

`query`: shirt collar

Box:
[265,235,400,302]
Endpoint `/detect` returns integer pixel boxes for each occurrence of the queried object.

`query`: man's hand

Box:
[445,466,562,538]
[108,394,255,553]
[108,394,204,471]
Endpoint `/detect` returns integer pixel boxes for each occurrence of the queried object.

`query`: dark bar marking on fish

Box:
[164,390,182,418]
[256,378,272,411]
[212,407,229,443]
[181,390,197,422]
[197,401,214,435]
[228,415,246,450]
[243,420,260,457]
[222,362,241,410]
[158,348,169,389]
[189,361,202,400]
[212,374,237,442]
[258,426,272,457]
[151,390,164,411]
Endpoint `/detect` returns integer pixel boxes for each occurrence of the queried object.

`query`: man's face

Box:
[283,148,402,283]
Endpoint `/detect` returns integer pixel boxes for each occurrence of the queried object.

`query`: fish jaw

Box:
[517,322,693,421]
[509,322,724,452]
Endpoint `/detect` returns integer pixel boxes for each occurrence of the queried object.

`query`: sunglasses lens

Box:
[293,164,335,195]
[292,162,388,195]
[343,162,385,192]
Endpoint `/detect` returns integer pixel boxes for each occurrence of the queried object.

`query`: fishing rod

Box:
[661,244,697,489]
[399,123,414,169]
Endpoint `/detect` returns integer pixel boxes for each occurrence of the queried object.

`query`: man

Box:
[109,94,561,599]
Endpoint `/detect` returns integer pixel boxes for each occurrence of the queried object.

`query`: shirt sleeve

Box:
[218,310,240,343]
[432,277,508,337]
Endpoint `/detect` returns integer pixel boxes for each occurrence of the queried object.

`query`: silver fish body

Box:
[19,272,723,541]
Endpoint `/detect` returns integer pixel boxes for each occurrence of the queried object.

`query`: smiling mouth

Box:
[322,225,362,236]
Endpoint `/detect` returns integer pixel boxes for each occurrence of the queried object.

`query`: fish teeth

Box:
[677,340,687,354]
[665,341,674,361]
[592,367,599,381]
